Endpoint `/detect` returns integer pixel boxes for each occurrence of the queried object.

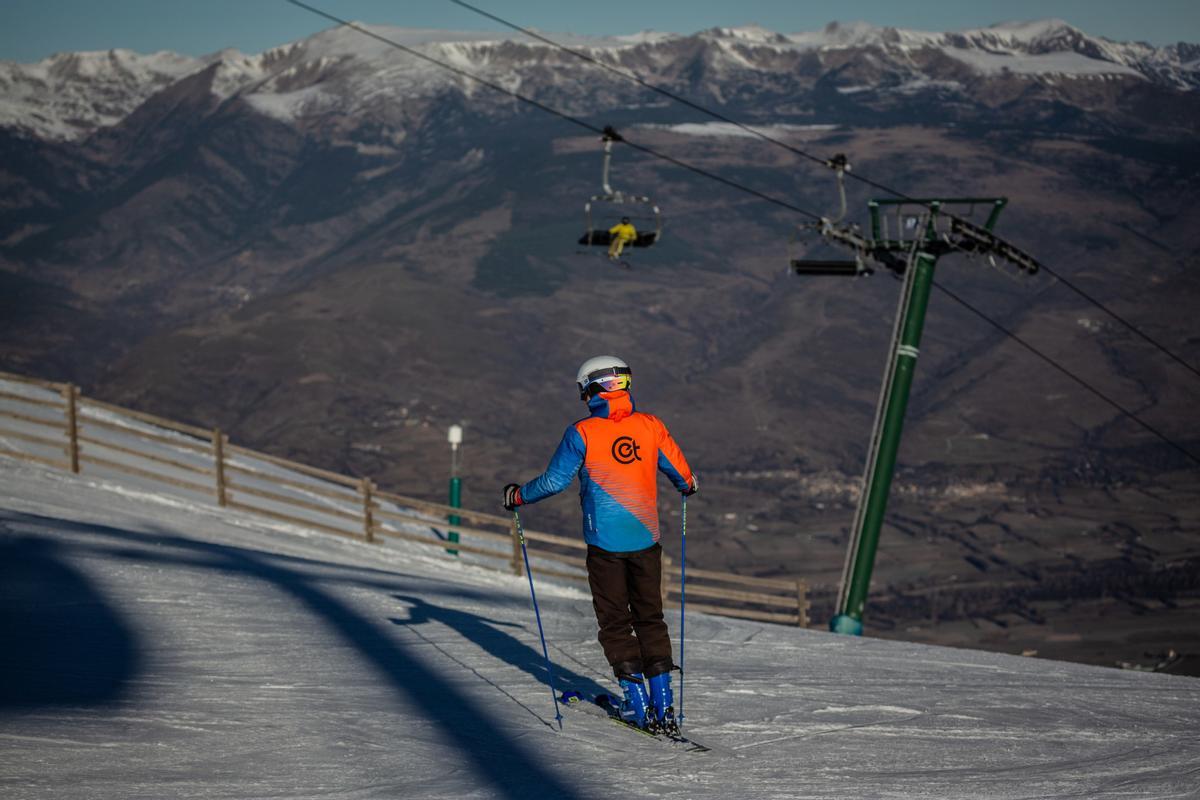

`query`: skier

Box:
[607,217,637,261]
[503,356,697,734]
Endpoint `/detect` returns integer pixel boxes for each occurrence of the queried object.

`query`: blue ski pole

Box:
[513,509,564,730]
[679,493,687,729]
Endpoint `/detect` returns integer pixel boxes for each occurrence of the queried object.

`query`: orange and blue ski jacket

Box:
[519,390,694,553]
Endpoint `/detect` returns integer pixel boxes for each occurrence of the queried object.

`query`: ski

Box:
[559,691,712,753]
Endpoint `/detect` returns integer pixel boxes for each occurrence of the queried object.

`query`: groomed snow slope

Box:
[2,457,1198,799]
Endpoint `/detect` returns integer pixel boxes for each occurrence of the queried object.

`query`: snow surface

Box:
[2,435,1199,796]
[938,47,1142,78]
[639,122,839,139]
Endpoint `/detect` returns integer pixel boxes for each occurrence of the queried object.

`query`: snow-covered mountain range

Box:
[2,19,1197,141]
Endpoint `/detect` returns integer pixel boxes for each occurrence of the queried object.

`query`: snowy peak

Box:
[0,48,204,140]
[943,20,1144,65]
[948,19,1086,51]
[700,25,794,46]
[806,21,910,48]
[2,19,1197,142]
[794,19,1200,87]
[796,18,1101,53]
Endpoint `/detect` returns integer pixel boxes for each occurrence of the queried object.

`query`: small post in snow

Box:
[446,424,463,555]
[212,428,228,507]
[795,580,810,628]
[360,477,376,543]
[62,384,80,474]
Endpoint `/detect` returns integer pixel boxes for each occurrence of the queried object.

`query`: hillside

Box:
[3,454,1199,798]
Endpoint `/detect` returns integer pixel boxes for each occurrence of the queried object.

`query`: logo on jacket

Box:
[611,436,642,464]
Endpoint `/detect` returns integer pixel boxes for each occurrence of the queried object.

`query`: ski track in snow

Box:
[2,453,1199,799]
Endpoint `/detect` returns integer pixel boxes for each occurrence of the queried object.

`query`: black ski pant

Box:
[586,543,674,679]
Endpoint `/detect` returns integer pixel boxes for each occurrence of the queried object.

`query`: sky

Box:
[2,0,1199,62]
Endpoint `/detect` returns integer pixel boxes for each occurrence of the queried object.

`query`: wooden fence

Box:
[0,369,809,627]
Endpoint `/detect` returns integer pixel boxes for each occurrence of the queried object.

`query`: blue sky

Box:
[3,0,1198,62]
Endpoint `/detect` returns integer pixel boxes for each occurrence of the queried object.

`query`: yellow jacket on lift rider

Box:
[608,217,637,260]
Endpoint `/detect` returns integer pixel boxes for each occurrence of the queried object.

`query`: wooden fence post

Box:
[796,579,810,628]
[212,428,228,507]
[360,478,376,543]
[62,384,80,473]
[510,516,523,577]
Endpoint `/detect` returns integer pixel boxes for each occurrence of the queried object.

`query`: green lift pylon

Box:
[792,189,1040,635]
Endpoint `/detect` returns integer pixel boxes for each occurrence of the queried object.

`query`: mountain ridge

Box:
[3,18,1197,142]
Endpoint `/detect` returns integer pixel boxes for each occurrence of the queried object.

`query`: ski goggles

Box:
[580,366,632,396]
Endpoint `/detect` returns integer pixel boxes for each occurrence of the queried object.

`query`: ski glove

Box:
[503,483,523,511]
[682,474,699,496]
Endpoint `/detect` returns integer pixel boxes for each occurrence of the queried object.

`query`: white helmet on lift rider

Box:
[576,355,631,400]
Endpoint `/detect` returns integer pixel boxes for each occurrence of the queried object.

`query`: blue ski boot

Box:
[617,674,652,729]
[647,671,679,735]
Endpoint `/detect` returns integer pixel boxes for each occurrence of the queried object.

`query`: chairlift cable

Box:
[443,0,934,191]
[283,0,1197,459]
[446,0,829,169]
[445,0,1200,384]
[282,0,821,221]
[1035,265,1200,382]
[933,281,1200,468]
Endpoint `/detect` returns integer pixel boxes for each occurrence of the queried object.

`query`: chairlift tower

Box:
[791,178,1041,635]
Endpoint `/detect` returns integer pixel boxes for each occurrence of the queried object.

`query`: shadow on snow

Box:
[392,593,610,702]
[0,528,140,708]
[0,510,591,800]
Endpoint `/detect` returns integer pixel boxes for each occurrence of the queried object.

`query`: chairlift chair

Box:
[788,222,868,276]
[789,153,868,276]
[578,127,663,250]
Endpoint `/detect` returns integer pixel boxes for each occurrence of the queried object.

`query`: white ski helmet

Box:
[576,355,631,399]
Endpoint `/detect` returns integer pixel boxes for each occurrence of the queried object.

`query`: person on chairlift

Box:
[608,217,637,260]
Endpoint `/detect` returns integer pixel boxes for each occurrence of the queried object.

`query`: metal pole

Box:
[447,425,462,556]
[447,475,461,556]
[601,136,614,196]
[513,510,563,729]
[678,493,687,729]
[831,244,940,635]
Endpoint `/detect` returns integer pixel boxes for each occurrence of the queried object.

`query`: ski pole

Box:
[679,493,687,729]
[514,509,564,730]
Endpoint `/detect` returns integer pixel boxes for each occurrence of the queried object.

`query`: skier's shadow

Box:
[391,594,609,706]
